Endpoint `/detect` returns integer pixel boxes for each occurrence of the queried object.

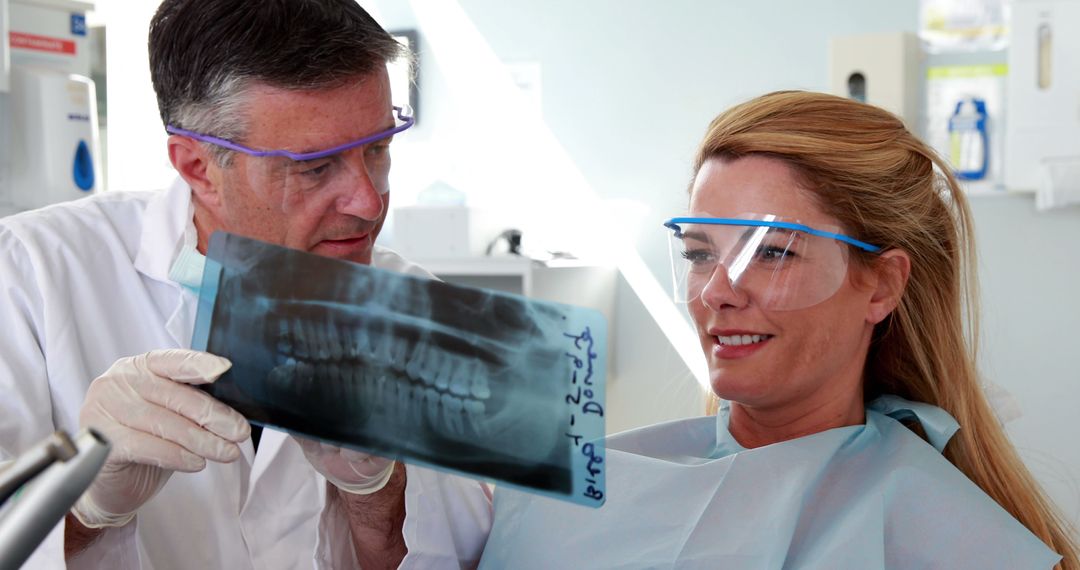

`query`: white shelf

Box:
[415,256,536,296]
[415,255,535,277]
[415,256,611,300]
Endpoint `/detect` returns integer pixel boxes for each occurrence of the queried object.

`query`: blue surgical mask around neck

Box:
[168,246,207,294]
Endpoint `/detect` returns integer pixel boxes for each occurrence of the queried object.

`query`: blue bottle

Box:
[948,97,989,181]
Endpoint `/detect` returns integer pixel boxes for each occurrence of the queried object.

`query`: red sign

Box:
[9,31,77,56]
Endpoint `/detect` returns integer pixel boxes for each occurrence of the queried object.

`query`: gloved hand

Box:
[295,437,395,495]
[72,349,250,528]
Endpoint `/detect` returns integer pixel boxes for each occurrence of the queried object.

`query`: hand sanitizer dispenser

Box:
[1,0,99,214]
[8,65,99,209]
[1,0,12,210]
[1,0,10,94]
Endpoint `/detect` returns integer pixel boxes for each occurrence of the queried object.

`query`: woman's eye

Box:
[681,249,715,266]
[756,245,792,261]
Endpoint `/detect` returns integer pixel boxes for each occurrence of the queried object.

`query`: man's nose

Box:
[335,162,386,220]
[698,264,749,311]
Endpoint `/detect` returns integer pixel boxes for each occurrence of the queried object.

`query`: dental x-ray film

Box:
[192,232,606,507]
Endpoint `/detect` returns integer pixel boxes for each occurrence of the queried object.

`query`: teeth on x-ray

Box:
[268,310,516,444]
[194,233,610,499]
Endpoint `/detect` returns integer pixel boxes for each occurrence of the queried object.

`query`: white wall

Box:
[970,194,1080,527]
[102,0,1080,527]
[94,0,174,192]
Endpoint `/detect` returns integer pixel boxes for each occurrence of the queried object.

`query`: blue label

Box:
[71,14,87,37]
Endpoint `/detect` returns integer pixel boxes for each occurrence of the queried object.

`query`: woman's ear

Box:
[168,135,224,208]
[866,249,911,325]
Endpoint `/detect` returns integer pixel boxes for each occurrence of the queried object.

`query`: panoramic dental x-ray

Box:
[192,232,607,506]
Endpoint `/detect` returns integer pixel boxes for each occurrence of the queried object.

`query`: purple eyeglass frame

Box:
[165,105,414,161]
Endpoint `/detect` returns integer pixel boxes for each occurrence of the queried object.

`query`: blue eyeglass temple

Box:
[663,217,882,253]
[164,106,415,161]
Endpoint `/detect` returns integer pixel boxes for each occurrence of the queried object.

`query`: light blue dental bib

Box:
[479,396,1060,569]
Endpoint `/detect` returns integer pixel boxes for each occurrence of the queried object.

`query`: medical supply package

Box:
[192,232,606,507]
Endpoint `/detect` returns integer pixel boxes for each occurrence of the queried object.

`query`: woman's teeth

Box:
[716,334,772,346]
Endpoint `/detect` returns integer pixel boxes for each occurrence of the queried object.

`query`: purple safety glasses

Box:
[165,105,415,161]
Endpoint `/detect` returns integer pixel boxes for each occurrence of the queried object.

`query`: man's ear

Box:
[866,249,911,325]
[168,135,223,208]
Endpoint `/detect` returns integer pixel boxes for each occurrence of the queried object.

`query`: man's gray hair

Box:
[149,0,407,167]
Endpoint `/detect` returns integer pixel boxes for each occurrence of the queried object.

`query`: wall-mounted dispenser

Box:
[1,0,10,204]
[8,64,98,209]
[1,0,10,93]
[1,0,99,215]
[829,32,922,128]
[1005,0,1080,193]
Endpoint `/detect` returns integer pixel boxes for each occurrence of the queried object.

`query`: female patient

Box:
[479,91,1078,568]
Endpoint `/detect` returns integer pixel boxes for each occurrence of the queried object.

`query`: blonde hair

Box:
[693,91,1077,567]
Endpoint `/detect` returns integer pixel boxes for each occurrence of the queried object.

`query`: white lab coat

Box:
[0,180,493,569]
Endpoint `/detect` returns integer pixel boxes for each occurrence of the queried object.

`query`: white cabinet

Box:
[418,256,535,296]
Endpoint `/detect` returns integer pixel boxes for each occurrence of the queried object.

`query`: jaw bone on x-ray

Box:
[192,232,606,506]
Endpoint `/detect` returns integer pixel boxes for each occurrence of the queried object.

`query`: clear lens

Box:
[667,214,852,311]
[206,105,412,216]
[239,130,395,215]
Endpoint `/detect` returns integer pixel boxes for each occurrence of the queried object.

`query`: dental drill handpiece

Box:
[0,429,111,570]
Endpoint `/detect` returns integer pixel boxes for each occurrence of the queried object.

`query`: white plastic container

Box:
[8,64,99,210]
[1,0,97,212]
[1005,0,1080,191]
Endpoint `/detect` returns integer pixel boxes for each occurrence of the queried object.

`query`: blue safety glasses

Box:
[664,217,881,253]
[664,214,881,309]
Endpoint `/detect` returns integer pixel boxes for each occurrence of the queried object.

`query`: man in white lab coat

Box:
[0,0,492,567]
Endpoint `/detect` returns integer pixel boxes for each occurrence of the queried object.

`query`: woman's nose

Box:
[698,264,749,311]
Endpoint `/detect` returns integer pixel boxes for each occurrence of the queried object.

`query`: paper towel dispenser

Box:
[1004,0,1080,194]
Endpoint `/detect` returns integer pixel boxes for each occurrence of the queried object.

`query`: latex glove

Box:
[72,349,250,528]
[295,437,395,495]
